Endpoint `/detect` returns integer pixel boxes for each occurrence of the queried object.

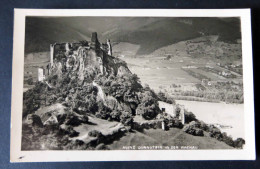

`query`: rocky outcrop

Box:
[49,32,132,83]
[25,114,43,127]
[93,81,133,114]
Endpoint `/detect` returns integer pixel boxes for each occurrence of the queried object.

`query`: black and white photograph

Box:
[10,9,255,161]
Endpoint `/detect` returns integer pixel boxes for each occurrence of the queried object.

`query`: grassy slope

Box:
[107,128,232,149]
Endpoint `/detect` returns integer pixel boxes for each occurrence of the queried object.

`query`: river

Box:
[175,100,244,139]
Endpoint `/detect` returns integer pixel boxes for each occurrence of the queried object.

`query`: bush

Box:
[198,121,209,131]
[88,130,103,137]
[184,110,197,123]
[183,124,204,136]
[65,113,88,126]
[222,132,235,147]
[157,91,175,104]
[136,91,160,120]
[110,110,122,121]
[61,126,79,137]
[208,126,222,140]
[234,138,245,148]
[65,115,82,126]
[26,78,34,85]
[95,101,111,120]
[166,118,183,129]
[22,82,49,118]
[120,111,133,126]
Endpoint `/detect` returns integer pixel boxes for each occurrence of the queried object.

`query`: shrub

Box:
[60,126,79,137]
[88,130,103,137]
[166,118,183,129]
[136,91,160,120]
[221,132,235,147]
[110,110,122,121]
[26,78,34,85]
[64,113,88,127]
[208,126,223,140]
[157,91,175,104]
[183,121,204,136]
[120,111,133,126]
[198,121,209,131]
[184,110,197,123]
[65,115,82,126]
[95,101,111,120]
[22,82,49,118]
[183,124,204,136]
[234,138,245,148]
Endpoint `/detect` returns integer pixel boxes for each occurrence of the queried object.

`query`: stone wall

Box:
[158,101,176,117]
[158,101,185,124]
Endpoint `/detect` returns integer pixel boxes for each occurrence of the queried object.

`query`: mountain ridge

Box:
[25,17,241,55]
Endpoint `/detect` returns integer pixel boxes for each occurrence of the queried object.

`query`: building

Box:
[38,68,45,82]
[201,79,212,86]
[158,101,185,124]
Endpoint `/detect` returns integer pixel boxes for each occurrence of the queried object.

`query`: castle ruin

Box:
[40,32,114,81]
[158,101,185,124]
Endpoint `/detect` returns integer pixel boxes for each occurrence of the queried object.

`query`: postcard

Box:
[11,9,255,162]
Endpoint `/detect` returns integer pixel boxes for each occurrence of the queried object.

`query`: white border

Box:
[10,9,255,162]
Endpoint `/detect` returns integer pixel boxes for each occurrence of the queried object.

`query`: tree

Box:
[184,110,197,123]
[110,110,122,121]
[136,91,160,120]
[26,78,34,85]
[120,111,133,126]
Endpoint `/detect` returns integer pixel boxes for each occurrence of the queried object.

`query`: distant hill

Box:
[25,17,241,55]
[151,35,242,62]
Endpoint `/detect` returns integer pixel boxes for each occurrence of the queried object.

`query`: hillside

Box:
[151,35,242,62]
[22,33,244,150]
[108,128,233,150]
[25,17,241,55]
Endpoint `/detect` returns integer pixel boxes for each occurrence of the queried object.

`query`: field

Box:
[117,37,243,104]
[121,56,203,91]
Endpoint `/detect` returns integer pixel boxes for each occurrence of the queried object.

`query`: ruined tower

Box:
[90,32,100,49]
[107,39,112,56]
[50,44,54,66]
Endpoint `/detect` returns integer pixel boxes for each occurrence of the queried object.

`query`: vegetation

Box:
[182,68,211,81]
[184,110,197,123]
[183,120,245,148]
[219,63,243,75]
[25,77,34,85]
[22,35,245,150]
[199,67,236,78]
[183,124,204,136]
[136,91,160,120]
[157,91,175,104]
[172,90,243,104]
